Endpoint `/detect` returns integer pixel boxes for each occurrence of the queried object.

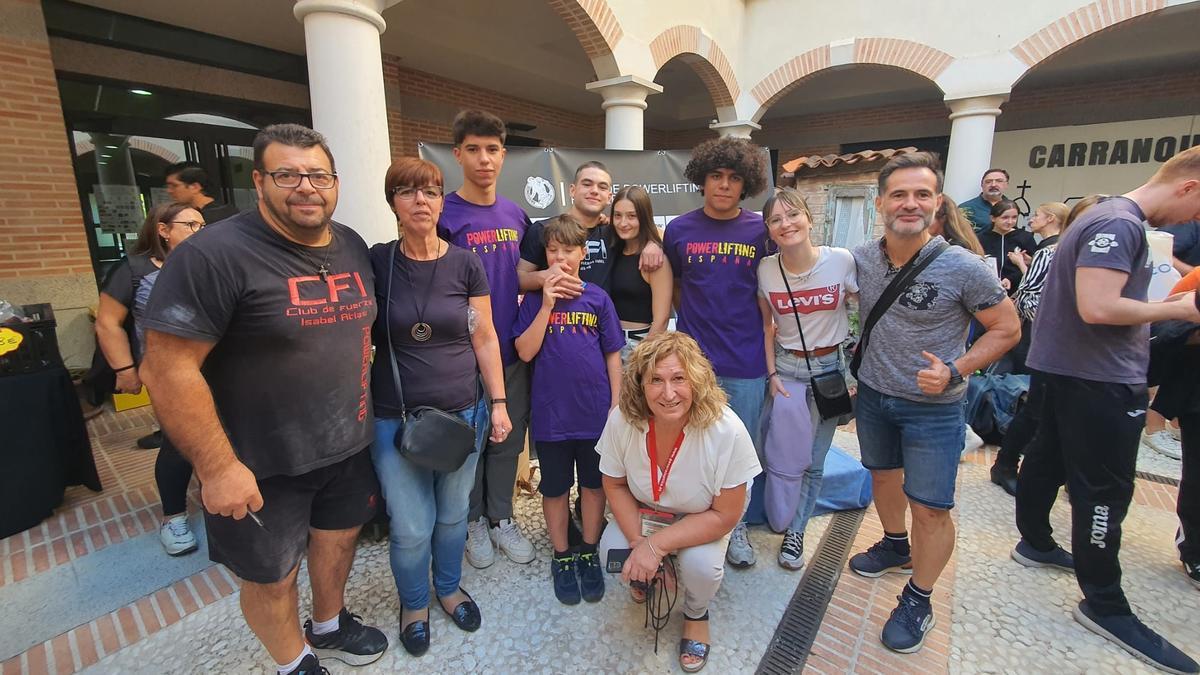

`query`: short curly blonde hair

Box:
[619,332,728,431]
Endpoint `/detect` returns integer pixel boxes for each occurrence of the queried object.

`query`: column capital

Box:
[294,0,389,33]
[709,120,761,138]
[586,75,663,111]
[945,94,1008,121]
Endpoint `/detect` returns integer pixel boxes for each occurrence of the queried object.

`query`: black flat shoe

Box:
[990,463,1018,497]
[437,587,481,632]
[399,613,429,656]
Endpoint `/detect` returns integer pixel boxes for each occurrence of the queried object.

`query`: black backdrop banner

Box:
[418,143,773,224]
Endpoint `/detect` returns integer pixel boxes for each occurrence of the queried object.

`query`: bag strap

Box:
[383,241,407,419]
[382,240,481,425]
[853,240,949,373]
[777,255,816,373]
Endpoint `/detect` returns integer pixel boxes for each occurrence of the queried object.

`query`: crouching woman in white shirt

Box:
[597,331,762,673]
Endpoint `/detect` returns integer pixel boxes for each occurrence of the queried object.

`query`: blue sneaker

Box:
[1073,601,1199,674]
[577,551,606,603]
[551,554,582,605]
[849,538,913,578]
[1011,539,1075,572]
[881,594,935,653]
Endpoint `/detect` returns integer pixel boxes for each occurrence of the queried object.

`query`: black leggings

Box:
[1178,412,1200,564]
[995,370,1047,468]
[156,436,194,517]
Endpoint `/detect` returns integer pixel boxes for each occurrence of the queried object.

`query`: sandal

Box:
[679,612,710,673]
[630,580,648,604]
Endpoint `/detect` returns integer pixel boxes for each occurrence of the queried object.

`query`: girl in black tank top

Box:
[608,187,673,360]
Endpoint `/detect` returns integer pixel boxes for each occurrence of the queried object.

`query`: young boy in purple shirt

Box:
[514,215,624,606]
[438,110,536,569]
[662,136,770,568]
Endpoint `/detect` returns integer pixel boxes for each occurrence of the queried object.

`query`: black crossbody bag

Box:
[383,241,480,473]
[777,256,852,420]
[849,241,949,379]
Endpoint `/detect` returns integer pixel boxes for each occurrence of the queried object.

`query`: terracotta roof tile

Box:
[781,146,919,174]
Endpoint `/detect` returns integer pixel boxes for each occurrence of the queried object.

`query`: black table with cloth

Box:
[0,366,101,539]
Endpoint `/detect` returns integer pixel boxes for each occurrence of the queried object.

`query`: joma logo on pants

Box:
[1090,505,1111,548]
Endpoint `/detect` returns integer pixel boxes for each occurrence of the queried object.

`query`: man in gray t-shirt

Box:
[1013,148,1200,675]
[845,152,1019,655]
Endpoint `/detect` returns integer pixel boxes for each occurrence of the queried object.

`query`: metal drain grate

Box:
[756,508,866,675]
[1136,470,1180,487]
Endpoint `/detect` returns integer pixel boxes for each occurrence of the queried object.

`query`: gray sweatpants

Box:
[469,360,530,522]
[599,518,730,619]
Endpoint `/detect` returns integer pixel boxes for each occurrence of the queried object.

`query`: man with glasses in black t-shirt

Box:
[141,124,387,674]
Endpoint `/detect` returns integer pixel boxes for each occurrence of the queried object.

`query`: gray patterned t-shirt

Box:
[852,235,1006,403]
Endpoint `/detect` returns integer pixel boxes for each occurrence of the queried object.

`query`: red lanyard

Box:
[646,418,685,503]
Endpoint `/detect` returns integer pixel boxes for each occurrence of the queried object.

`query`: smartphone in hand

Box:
[606,548,632,573]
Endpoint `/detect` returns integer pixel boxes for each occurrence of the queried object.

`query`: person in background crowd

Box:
[756,187,857,569]
[989,200,1071,496]
[518,162,663,292]
[164,161,241,224]
[960,168,1010,232]
[102,202,204,556]
[369,157,511,657]
[437,109,537,570]
[598,332,762,673]
[1164,219,1200,275]
[514,215,623,606]
[140,124,388,674]
[930,196,984,255]
[608,185,673,361]
[849,151,1018,654]
[663,136,770,569]
[1013,147,1200,675]
[976,199,1036,295]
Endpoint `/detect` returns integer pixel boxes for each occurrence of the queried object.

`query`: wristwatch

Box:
[944,361,963,386]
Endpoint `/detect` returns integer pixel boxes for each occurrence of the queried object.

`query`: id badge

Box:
[638,507,677,538]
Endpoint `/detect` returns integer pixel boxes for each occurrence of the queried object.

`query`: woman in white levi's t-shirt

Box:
[756,188,858,571]
[596,332,760,673]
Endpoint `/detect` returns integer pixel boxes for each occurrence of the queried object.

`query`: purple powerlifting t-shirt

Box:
[514,284,624,442]
[663,208,768,378]
[438,192,531,365]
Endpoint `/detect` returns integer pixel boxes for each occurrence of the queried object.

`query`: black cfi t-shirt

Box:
[142,208,377,479]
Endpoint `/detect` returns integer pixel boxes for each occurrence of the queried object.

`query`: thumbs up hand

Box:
[916,350,951,395]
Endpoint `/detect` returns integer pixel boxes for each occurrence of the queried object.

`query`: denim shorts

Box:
[855,383,965,510]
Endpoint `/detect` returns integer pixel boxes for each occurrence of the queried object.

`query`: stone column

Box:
[294,0,398,244]
[942,95,1007,203]
[585,75,663,151]
[709,120,761,139]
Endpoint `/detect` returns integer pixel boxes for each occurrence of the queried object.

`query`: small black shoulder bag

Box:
[777,256,852,420]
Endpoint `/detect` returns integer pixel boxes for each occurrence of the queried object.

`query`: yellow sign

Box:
[0,327,23,356]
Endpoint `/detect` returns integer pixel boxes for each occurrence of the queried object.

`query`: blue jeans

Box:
[855,383,965,510]
[717,375,767,523]
[774,348,842,532]
[370,400,488,609]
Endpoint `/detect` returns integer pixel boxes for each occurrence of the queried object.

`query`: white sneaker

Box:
[159,514,198,556]
[1169,424,1182,442]
[465,516,495,568]
[726,522,756,568]
[963,425,984,454]
[1143,430,1183,460]
[490,518,535,564]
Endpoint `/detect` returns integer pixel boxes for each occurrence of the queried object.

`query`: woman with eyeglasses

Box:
[367,157,511,657]
[97,201,205,556]
[755,188,857,570]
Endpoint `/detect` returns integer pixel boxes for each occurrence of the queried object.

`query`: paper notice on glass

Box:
[94,184,144,234]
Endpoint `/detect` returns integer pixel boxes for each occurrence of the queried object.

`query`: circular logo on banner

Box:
[524,176,555,210]
[0,327,23,356]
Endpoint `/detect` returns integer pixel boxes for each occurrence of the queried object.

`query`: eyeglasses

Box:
[170,220,206,232]
[765,208,809,228]
[389,185,444,201]
[266,171,338,190]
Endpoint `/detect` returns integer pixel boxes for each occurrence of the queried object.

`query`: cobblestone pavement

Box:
[3,413,1194,674]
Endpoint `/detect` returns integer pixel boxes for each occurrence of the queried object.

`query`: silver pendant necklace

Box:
[298,229,335,281]
[401,239,442,343]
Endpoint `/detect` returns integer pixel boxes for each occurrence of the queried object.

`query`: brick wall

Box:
[0,0,91,280]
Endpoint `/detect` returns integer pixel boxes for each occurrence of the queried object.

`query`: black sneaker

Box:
[880,593,935,653]
[1072,600,1199,674]
[1185,561,1200,590]
[849,537,912,578]
[1011,539,1074,572]
[552,553,582,605]
[990,462,1018,497]
[136,430,163,450]
[284,653,328,675]
[577,551,605,603]
[304,608,388,667]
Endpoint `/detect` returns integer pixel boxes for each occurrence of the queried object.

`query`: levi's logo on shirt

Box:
[684,241,757,267]
[769,285,841,315]
[547,310,599,335]
[285,272,374,326]
[464,227,520,255]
